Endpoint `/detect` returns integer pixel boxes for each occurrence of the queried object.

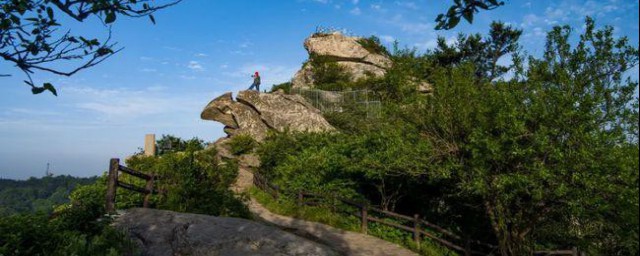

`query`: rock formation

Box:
[201,90,335,172]
[114,208,338,256]
[201,90,335,142]
[290,32,433,94]
[291,32,393,88]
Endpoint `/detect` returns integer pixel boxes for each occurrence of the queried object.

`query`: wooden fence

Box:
[105,158,160,213]
[253,171,583,256]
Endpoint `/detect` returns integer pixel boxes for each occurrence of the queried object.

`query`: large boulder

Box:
[201,90,335,142]
[113,208,337,256]
[292,32,392,88]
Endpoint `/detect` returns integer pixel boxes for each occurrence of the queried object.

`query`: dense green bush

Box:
[155,135,205,156]
[0,212,136,256]
[126,147,250,218]
[257,125,435,211]
[227,134,258,155]
[0,176,137,256]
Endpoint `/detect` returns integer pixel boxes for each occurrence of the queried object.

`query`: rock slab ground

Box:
[114,208,338,256]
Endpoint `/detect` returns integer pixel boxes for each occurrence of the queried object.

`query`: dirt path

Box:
[235,167,417,256]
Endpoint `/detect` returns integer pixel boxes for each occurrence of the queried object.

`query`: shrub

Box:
[227,134,257,155]
[270,82,292,94]
[357,36,389,56]
[126,147,250,218]
[0,202,136,256]
[307,54,353,89]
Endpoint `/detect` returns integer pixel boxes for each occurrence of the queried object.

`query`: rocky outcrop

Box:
[113,208,337,256]
[292,32,392,88]
[201,90,335,142]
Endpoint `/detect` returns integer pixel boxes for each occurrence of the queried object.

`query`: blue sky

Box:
[1,0,638,179]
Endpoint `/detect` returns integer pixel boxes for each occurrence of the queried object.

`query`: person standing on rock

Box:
[248,71,261,91]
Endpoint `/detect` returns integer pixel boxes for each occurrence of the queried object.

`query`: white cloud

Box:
[414,36,456,51]
[379,35,396,44]
[64,86,205,120]
[395,1,418,10]
[239,41,252,48]
[187,61,204,71]
[350,7,361,15]
[194,53,208,57]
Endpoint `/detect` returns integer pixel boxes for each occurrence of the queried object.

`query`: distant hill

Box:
[0,175,98,216]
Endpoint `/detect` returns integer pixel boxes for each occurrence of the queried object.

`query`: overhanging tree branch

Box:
[1,0,181,96]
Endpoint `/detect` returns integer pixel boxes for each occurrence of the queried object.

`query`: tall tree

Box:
[433,21,522,81]
[419,17,638,255]
[0,0,180,95]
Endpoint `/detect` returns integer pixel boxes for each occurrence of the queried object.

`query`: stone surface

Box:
[113,208,337,256]
[201,91,335,141]
[303,33,392,68]
[292,32,393,88]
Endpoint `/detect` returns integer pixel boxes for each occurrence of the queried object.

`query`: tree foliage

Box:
[0,175,137,255]
[127,139,250,218]
[0,0,180,95]
[432,21,522,81]
[261,18,639,255]
[436,0,505,30]
[0,175,97,216]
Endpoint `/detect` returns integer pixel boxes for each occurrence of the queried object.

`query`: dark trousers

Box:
[248,83,260,91]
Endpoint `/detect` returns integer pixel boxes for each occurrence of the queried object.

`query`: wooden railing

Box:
[253,171,583,256]
[105,158,160,213]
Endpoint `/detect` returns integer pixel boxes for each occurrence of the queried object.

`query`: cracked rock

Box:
[113,208,338,256]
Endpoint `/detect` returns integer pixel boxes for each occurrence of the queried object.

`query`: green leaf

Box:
[105,12,116,24]
[46,7,54,20]
[462,10,473,24]
[30,83,57,96]
[43,83,58,96]
[475,2,489,9]
[31,87,46,95]
[448,16,461,29]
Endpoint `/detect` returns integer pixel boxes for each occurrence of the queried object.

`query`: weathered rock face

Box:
[201,90,335,142]
[291,32,392,88]
[114,208,338,256]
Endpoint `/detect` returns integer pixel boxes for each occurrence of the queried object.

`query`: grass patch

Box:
[249,186,457,256]
[249,187,359,231]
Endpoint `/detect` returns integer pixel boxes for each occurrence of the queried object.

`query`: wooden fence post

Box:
[572,247,579,256]
[414,214,421,248]
[297,191,303,207]
[361,204,368,234]
[105,158,119,214]
[274,185,279,200]
[143,174,155,208]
